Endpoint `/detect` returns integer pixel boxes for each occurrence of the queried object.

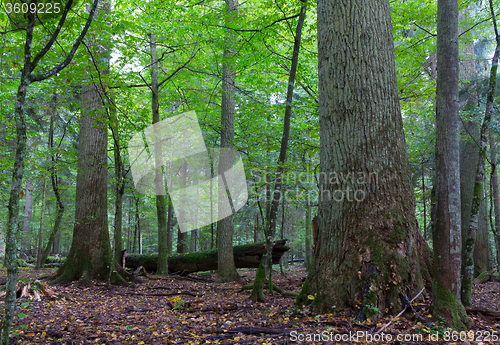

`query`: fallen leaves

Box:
[0,267,498,344]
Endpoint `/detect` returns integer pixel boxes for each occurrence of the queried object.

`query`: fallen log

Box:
[466,307,500,319]
[125,240,289,275]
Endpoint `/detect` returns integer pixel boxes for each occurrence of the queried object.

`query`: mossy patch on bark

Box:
[431,279,471,330]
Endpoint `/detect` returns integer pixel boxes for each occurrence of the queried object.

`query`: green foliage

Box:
[0,0,499,331]
[3,0,77,28]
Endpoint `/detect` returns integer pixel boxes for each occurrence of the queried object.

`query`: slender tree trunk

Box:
[254,212,259,243]
[422,161,427,241]
[490,130,500,267]
[133,196,140,253]
[106,86,125,267]
[217,0,239,282]
[139,228,143,254]
[177,163,188,254]
[305,198,312,270]
[460,122,490,277]
[148,32,169,276]
[461,2,499,306]
[167,198,173,255]
[299,0,428,320]
[432,0,470,328]
[251,0,306,302]
[41,104,65,266]
[127,197,132,253]
[2,65,29,345]
[111,118,125,265]
[1,13,34,343]
[177,227,185,253]
[279,197,286,274]
[21,179,33,254]
[35,179,47,270]
[473,203,491,274]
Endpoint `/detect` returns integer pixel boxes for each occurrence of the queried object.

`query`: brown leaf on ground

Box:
[0,266,497,344]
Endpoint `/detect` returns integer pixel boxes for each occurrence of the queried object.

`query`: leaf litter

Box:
[0,266,498,344]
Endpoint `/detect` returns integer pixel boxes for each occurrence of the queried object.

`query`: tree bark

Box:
[432,0,470,328]
[35,179,47,270]
[461,2,499,306]
[177,162,188,254]
[133,196,141,253]
[299,0,428,321]
[167,198,174,255]
[111,107,125,267]
[304,193,312,271]
[21,179,33,254]
[55,0,114,283]
[490,129,500,268]
[217,0,239,283]
[148,32,169,276]
[460,122,491,278]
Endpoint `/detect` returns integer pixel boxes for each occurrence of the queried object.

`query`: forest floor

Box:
[1,265,499,344]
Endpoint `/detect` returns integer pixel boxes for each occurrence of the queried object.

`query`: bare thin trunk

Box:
[250,0,306,302]
[21,179,33,253]
[217,0,239,282]
[148,32,169,276]
[167,199,173,255]
[41,104,65,267]
[1,13,34,343]
[35,180,47,270]
[461,1,499,306]
[305,198,312,270]
[490,130,500,267]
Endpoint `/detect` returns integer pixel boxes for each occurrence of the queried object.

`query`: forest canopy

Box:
[0,0,500,343]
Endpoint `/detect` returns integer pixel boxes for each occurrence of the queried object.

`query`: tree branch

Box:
[29,0,99,82]
[207,13,300,33]
[31,0,75,68]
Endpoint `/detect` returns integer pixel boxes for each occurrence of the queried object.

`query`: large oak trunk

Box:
[300,0,429,320]
[55,1,113,283]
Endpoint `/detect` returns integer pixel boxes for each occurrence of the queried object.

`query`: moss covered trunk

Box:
[125,240,289,275]
[300,0,429,320]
